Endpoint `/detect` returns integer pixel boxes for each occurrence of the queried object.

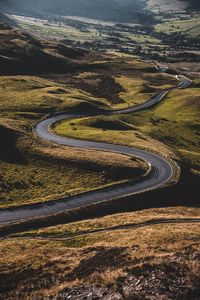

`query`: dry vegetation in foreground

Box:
[0,207,199,299]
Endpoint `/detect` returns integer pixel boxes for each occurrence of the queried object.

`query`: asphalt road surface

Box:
[0,73,192,225]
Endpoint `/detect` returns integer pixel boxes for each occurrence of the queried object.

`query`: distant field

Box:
[10,14,164,49]
[15,17,103,42]
[11,15,111,42]
[9,11,200,66]
[125,32,162,45]
[148,0,187,11]
[148,0,200,11]
[155,17,200,37]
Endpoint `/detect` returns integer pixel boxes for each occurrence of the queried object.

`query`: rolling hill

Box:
[0,21,87,75]
[182,0,200,9]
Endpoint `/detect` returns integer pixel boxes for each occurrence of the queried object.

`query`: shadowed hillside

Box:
[0,22,87,75]
[148,0,200,11]
[0,12,17,27]
[182,0,200,9]
[0,0,147,22]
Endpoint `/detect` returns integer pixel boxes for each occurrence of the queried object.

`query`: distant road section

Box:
[0,72,192,225]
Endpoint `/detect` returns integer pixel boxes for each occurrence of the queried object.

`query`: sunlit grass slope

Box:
[0,75,148,209]
[54,80,200,173]
[1,207,199,299]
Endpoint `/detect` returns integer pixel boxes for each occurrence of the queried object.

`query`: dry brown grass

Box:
[185,95,200,109]
[15,206,200,238]
[34,140,148,172]
[0,207,199,299]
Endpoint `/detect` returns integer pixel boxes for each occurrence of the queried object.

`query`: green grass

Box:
[125,32,163,44]
[1,49,178,210]
[73,116,136,131]
[114,75,154,108]
[122,83,200,171]
[61,70,179,110]
[0,75,108,122]
[15,18,108,42]
[114,73,178,109]
[54,115,173,159]
[0,74,149,209]
[0,150,109,207]
[155,17,200,37]
[54,81,200,172]
[0,58,184,210]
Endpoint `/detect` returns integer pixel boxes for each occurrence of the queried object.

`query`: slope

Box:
[0,22,87,75]
[0,0,146,22]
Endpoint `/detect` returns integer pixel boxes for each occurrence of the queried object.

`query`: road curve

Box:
[0,73,192,225]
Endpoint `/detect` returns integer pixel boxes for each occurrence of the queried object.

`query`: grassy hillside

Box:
[1,23,198,208]
[54,80,200,175]
[1,24,168,209]
[1,207,199,299]
[0,23,87,75]
[0,74,150,209]
[0,39,165,209]
[123,81,200,173]
[0,18,199,300]
[0,128,147,209]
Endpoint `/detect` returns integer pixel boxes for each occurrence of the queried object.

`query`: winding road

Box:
[0,72,192,225]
